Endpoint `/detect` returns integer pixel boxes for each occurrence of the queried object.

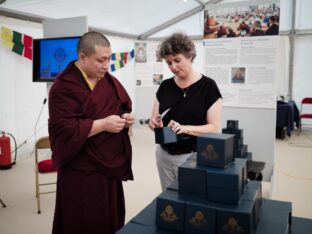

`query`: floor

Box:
[0,126,311,234]
[271,129,312,218]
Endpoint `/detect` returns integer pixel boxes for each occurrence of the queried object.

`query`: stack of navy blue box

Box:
[153,133,292,234]
[222,120,251,160]
[155,133,264,233]
[117,131,293,234]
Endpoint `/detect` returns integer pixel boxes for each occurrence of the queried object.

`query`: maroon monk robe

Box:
[48,61,133,234]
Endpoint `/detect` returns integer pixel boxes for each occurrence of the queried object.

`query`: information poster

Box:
[204,0,280,108]
[134,41,164,86]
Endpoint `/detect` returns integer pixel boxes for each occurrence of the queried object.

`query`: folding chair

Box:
[35,136,57,214]
[298,97,312,134]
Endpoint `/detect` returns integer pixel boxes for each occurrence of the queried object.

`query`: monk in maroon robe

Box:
[48,31,134,234]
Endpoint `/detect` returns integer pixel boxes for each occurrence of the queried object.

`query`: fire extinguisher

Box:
[0,131,17,170]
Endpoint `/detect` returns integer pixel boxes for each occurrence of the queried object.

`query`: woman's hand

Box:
[168,120,189,134]
[149,115,163,130]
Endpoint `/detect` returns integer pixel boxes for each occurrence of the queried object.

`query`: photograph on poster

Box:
[153,74,163,85]
[135,42,147,62]
[231,67,245,84]
[203,1,279,39]
[136,80,142,86]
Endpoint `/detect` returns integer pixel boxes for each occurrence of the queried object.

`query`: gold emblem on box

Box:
[201,144,219,160]
[160,205,178,222]
[189,211,208,227]
[222,217,244,233]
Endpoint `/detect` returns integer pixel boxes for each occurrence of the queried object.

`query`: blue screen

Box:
[39,38,79,79]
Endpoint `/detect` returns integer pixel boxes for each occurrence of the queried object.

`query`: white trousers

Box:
[156,145,196,191]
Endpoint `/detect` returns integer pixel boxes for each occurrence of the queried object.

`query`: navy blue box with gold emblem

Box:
[180,188,258,234]
[178,160,207,199]
[156,190,185,232]
[227,120,239,129]
[235,144,248,158]
[118,197,293,234]
[178,158,247,204]
[217,199,255,234]
[221,128,233,136]
[197,133,234,168]
[255,199,292,234]
[233,129,244,140]
[206,188,240,205]
[222,128,244,140]
[185,202,216,234]
[233,137,244,150]
[206,158,248,204]
[155,127,178,144]
[242,181,262,228]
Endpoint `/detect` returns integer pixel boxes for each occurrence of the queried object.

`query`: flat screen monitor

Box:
[32,36,80,82]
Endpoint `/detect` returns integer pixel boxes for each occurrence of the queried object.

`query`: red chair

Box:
[298,97,312,134]
[35,136,57,214]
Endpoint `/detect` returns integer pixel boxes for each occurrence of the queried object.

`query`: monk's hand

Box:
[104,115,126,133]
[121,113,134,128]
[148,115,163,131]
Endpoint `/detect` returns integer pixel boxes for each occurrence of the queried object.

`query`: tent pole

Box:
[138,5,204,40]
[288,0,296,100]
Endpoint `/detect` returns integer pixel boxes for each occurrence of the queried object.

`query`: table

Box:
[117,200,312,234]
[276,100,299,138]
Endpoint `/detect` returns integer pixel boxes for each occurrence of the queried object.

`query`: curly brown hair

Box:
[157,33,196,62]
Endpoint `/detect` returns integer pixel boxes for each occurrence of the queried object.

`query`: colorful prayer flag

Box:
[111,53,116,61]
[23,34,33,49]
[116,52,121,61]
[24,46,32,60]
[0,26,33,60]
[12,43,24,55]
[13,31,22,45]
[123,52,128,64]
[109,49,134,72]
[130,49,135,59]
[1,27,13,43]
[110,64,116,72]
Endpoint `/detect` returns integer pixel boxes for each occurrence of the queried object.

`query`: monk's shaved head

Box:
[77,31,110,55]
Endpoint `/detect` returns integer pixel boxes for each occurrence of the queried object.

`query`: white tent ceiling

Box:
[0,0,224,39]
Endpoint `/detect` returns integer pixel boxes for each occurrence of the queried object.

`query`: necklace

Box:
[182,87,189,98]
